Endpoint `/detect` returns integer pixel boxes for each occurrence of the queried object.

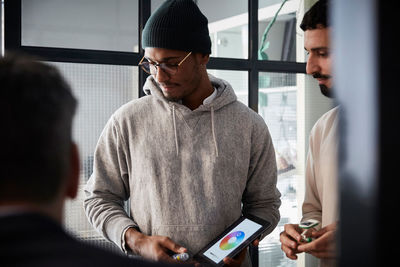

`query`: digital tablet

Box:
[193,214,271,266]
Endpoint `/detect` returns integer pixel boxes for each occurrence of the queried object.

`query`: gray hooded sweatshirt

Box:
[84,74,281,265]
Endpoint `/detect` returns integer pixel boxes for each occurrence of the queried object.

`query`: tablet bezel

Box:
[194,213,271,266]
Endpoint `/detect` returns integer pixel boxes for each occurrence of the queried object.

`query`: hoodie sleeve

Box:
[242,114,281,237]
[84,115,137,252]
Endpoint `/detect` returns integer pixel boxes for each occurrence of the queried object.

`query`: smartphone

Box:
[193,214,271,266]
[299,219,319,229]
[299,219,319,242]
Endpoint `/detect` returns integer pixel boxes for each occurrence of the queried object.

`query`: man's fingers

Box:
[281,242,298,260]
[223,257,234,265]
[285,252,298,260]
[281,223,337,260]
[142,236,188,262]
[283,224,302,242]
[159,236,186,254]
[297,241,315,253]
[280,231,298,249]
[312,222,337,238]
[312,228,335,241]
[300,231,337,259]
[223,248,247,267]
[281,243,299,260]
[297,237,333,254]
[252,238,260,247]
[156,251,177,263]
[311,228,331,239]
[223,256,242,267]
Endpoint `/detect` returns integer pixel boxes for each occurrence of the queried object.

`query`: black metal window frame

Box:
[4,0,306,266]
[4,0,305,111]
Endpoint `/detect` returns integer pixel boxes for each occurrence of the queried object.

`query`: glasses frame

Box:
[138,51,192,76]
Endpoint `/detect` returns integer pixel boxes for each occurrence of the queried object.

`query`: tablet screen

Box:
[202,218,263,264]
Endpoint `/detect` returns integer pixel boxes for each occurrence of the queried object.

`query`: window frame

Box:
[4,0,305,109]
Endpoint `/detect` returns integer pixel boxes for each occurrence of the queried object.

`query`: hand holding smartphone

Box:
[193,214,271,266]
[299,219,319,243]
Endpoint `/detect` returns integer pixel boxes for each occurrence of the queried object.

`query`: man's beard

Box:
[319,84,333,98]
[312,72,333,98]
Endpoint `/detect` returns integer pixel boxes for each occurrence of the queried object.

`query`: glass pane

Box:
[151,0,248,59]
[22,0,139,52]
[259,0,301,62]
[49,62,138,251]
[258,72,299,267]
[208,70,248,105]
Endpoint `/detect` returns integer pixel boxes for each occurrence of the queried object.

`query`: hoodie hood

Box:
[142,73,237,111]
[143,73,237,157]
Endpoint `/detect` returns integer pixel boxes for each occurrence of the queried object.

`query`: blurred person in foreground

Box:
[0,53,181,267]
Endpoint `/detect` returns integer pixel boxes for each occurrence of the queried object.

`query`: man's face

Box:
[304,26,332,98]
[143,48,205,102]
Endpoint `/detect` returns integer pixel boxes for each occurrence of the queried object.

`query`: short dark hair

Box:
[0,53,77,203]
[300,0,329,31]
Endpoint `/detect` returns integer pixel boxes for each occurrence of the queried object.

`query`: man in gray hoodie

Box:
[84,0,281,266]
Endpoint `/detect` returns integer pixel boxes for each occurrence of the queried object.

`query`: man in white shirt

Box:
[280,1,338,266]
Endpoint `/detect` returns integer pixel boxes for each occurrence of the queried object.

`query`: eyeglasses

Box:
[138,51,192,76]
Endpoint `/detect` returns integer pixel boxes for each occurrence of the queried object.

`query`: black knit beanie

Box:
[142,0,211,54]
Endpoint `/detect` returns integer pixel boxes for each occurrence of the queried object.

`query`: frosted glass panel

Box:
[207,70,248,106]
[22,0,139,52]
[258,72,299,267]
[49,62,138,251]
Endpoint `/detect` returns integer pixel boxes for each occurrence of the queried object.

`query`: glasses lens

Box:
[140,62,178,76]
[159,63,178,76]
[140,62,152,74]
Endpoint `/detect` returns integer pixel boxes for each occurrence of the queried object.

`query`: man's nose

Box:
[306,56,320,75]
[155,66,169,83]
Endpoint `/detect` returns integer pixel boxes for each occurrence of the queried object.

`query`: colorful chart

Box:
[219,231,245,250]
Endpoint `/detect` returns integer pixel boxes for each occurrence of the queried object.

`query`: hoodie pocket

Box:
[154,224,222,254]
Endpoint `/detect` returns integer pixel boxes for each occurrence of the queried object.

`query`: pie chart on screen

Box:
[219,231,245,250]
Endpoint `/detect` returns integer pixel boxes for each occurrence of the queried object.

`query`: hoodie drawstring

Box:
[211,106,219,157]
[172,105,179,156]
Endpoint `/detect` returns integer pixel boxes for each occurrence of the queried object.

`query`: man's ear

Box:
[66,142,80,199]
[197,53,210,65]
